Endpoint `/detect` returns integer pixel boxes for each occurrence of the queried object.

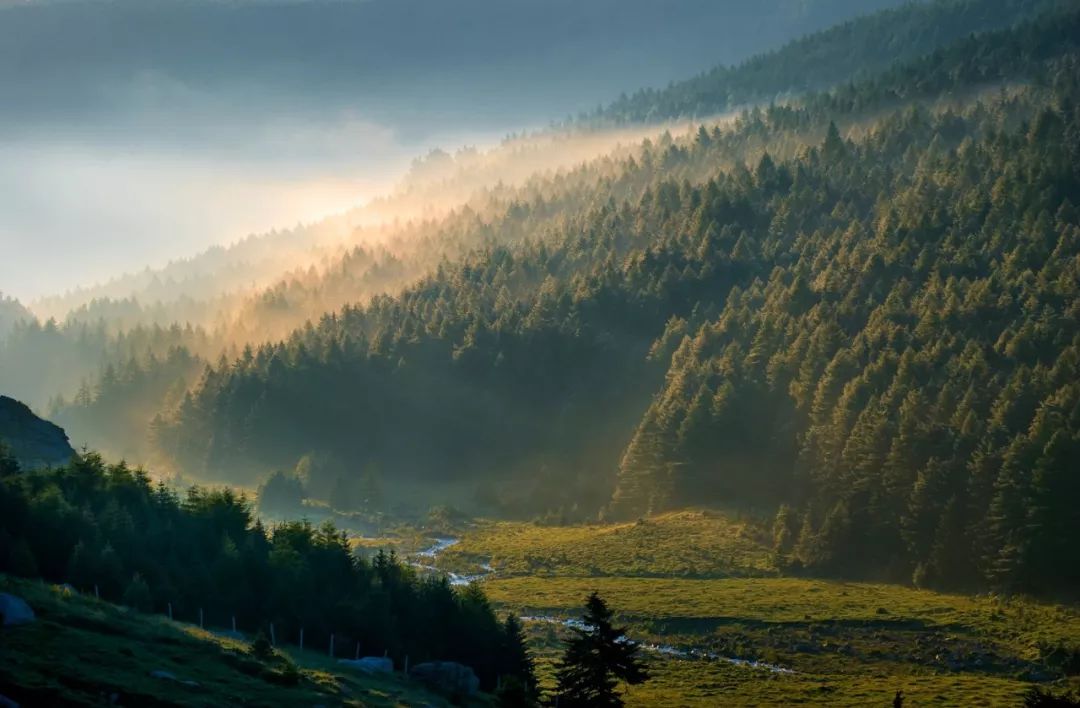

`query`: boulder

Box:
[338,656,393,673]
[410,661,480,696]
[0,593,35,627]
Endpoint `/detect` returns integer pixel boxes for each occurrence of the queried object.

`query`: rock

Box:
[0,396,76,470]
[0,693,19,708]
[410,661,480,696]
[0,593,35,626]
[149,669,178,681]
[338,656,393,673]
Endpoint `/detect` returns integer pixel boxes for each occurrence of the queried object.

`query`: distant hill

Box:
[0,396,75,469]
[0,295,31,339]
[595,0,1067,124]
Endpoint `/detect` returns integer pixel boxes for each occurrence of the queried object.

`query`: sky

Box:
[0,0,902,304]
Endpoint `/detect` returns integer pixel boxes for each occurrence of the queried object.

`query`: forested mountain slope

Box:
[136,8,1080,599]
[597,0,1068,124]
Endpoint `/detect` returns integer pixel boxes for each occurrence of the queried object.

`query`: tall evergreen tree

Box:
[553,592,649,708]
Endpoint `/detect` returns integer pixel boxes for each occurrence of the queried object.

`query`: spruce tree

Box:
[553,592,649,708]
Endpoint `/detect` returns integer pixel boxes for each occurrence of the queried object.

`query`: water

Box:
[519,615,795,674]
[408,537,495,586]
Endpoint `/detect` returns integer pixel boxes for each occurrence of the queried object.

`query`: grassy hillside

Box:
[0,575,488,707]
[438,511,774,578]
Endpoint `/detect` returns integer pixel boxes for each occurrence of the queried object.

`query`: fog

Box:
[0,0,903,303]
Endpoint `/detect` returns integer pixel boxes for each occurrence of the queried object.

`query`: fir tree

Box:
[554,592,649,708]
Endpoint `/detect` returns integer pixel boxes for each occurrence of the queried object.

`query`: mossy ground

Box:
[0,575,487,707]
[432,512,1080,707]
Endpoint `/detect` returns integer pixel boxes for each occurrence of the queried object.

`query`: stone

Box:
[149,669,178,681]
[0,593,35,627]
[410,661,480,696]
[338,656,393,673]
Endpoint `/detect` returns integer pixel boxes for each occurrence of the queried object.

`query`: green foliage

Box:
[554,592,649,708]
[0,454,521,691]
[256,469,307,518]
[121,573,152,612]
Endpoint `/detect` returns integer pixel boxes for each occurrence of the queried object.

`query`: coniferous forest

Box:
[2,1,1080,705]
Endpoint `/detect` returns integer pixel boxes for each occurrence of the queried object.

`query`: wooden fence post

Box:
[167,602,173,621]
[199,608,204,629]
[270,623,276,647]
[299,628,304,651]
[329,633,335,658]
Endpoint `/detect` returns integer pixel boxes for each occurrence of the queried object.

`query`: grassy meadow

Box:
[430,511,1080,707]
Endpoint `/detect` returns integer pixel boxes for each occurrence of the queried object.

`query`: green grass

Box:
[0,574,489,707]
[427,511,1080,707]
[437,510,774,578]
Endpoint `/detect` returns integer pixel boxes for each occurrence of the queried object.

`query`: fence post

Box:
[94,584,99,599]
[167,602,173,621]
[299,628,304,652]
[270,623,276,647]
[355,642,360,660]
[199,608,204,629]
[404,655,409,675]
[232,616,237,634]
[329,633,335,658]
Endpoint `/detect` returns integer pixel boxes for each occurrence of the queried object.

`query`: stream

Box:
[405,537,794,674]
[519,615,794,674]
[408,537,495,587]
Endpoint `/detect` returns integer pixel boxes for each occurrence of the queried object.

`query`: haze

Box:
[0,0,899,303]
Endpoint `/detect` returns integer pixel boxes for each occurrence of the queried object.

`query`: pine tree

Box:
[554,593,649,708]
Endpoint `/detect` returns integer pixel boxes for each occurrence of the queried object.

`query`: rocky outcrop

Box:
[0,396,75,470]
[410,662,479,696]
[0,593,35,627]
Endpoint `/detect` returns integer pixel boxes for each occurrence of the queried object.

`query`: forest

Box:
[0,448,535,694]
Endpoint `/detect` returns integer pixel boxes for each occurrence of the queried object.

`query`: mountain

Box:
[134,5,1080,596]
[596,0,1067,124]
[0,396,75,469]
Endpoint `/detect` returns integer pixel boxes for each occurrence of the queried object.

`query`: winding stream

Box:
[406,537,794,674]
[519,615,794,674]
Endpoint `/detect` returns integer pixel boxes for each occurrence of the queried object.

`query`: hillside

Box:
[0,574,486,707]
[596,0,1068,124]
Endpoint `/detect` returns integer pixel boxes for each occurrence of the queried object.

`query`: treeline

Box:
[595,0,1066,125]
[0,449,534,692]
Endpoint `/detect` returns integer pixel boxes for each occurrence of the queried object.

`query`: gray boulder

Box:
[0,593,34,626]
[410,661,480,696]
[338,656,393,673]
